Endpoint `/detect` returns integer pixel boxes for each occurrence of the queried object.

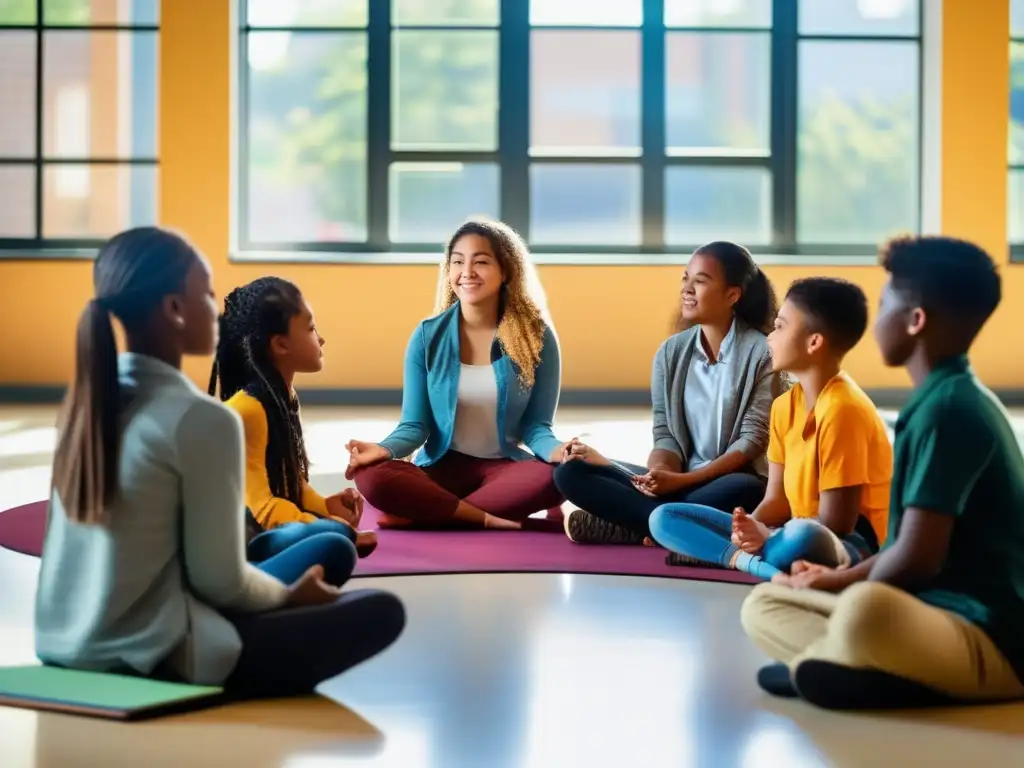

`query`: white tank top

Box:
[449,364,503,459]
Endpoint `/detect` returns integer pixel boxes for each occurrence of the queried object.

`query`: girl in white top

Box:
[35,226,404,695]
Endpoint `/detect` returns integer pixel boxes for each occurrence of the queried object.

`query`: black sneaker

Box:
[792,659,959,710]
[665,552,721,568]
[756,663,799,698]
[563,509,645,545]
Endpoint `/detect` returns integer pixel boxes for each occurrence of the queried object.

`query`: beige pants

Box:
[741,581,1024,701]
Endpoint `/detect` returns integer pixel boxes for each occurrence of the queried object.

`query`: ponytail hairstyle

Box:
[52,226,201,524]
[435,217,553,389]
[691,241,778,336]
[207,277,309,506]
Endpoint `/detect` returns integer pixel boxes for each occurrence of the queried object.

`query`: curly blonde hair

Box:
[434,218,552,389]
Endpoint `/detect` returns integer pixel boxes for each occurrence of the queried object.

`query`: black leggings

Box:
[224,589,406,698]
[553,459,767,537]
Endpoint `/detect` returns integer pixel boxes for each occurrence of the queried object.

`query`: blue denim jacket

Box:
[379,303,563,465]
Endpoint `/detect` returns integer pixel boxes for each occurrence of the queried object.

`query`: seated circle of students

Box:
[207,276,377,589]
[554,241,784,545]
[34,227,405,697]
[743,235,1024,710]
[650,277,892,579]
[344,217,572,530]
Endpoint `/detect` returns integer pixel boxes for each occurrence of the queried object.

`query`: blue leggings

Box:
[248,518,358,588]
[649,503,870,581]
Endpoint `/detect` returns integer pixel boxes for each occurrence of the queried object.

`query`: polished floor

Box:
[1,405,1023,768]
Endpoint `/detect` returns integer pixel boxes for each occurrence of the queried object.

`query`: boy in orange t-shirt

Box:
[650,278,891,580]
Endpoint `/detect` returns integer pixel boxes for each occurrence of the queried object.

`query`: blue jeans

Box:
[649,503,871,581]
[248,518,358,588]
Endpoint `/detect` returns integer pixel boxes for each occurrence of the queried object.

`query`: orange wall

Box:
[0,0,1017,392]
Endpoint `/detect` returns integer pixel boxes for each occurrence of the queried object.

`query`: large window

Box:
[0,0,159,251]
[1012,0,1024,256]
[238,0,922,258]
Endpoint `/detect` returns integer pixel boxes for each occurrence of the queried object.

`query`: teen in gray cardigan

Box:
[555,241,787,545]
[35,227,405,695]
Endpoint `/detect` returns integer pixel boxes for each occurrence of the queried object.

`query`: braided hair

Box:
[208,277,310,507]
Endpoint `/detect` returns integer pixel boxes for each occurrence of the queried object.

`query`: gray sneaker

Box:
[563,509,645,545]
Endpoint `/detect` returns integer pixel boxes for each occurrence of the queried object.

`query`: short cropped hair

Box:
[785,277,869,354]
[879,235,1001,332]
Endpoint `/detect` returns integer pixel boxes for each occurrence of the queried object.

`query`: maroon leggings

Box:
[354,451,565,526]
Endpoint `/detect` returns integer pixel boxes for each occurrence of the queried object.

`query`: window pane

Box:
[0,31,36,158]
[392,31,498,151]
[389,163,499,243]
[798,41,919,244]
[44,0,159,25]
[1012,43,1024,164]
[393,0,498,26]
[43,32,159,160]
[664,0,772,28]
[0,0,34,23]
[530,164,641,245]
[530,0,642,27]
[42,164,157,239]
[1013,0,1024,36]
[665,167,771,246]
[666,33,770,154]
[531,31,640,155]
[0,166,36,238]
[247,0,367,27]
[246,32,367,243]
[1011,171,1024,244]
[799,0,918,36]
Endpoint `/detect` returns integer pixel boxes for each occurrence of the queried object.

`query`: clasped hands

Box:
[556,437,693,497]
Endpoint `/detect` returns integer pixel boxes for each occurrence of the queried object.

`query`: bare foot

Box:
[377,512,413,529]
[484,514,522,531]
[355,530,378,558]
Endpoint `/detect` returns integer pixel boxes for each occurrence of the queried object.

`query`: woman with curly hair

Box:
[345,218,573,530]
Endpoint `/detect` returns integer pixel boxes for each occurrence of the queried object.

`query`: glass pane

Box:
[531,31,640,155]
[0,31,36,158]
[246,31,367,243]
[666,32,770,154]
[1012,43,1024,164]
[392,0,498,26]
[1015,0,1024,36]
[0,166,36,238]
[392,30,498,151]
[1011,171,1024,244]
[798,41,919,244]
[664,0,772,28]
[799,0,919,36]
[247,0,367,27]
[42,164,157,239]
[0,0,34,23]
[530,0,642,27]
[44,0,159,25]
[665,167,771,246]
[530,164,642,245]
[43,31,159,160]
[389,162,499,243]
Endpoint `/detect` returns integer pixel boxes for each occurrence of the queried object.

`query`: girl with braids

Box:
[553,241,787,547]
[36,227,405,696]
[345,217,573,530]
[209,277,376,564]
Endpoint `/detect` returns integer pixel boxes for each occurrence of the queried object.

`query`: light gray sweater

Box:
[35,353,290,685]
[651,323,785,477]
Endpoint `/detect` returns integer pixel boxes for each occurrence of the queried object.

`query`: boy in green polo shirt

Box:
[740,235,1024,710]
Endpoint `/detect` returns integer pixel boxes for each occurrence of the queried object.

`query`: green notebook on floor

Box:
[0,665,226,721]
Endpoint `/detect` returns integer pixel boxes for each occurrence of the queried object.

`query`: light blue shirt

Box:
[379,303,563,465]
[35,353,290,685]
[684,321,736,471]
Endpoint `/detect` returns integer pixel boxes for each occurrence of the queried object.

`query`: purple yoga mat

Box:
[0,501,758,586]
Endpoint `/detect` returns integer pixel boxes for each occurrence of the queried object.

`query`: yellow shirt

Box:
[766,372,892,545]
[225,390,328,529]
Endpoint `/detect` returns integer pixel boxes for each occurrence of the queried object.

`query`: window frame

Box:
[234,0,925,263]
[0,0,160,256]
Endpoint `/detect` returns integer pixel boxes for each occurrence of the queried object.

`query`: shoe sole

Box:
[564,510,645,545]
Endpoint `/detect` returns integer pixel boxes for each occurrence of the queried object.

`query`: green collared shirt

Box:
[889,355,1024,681]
